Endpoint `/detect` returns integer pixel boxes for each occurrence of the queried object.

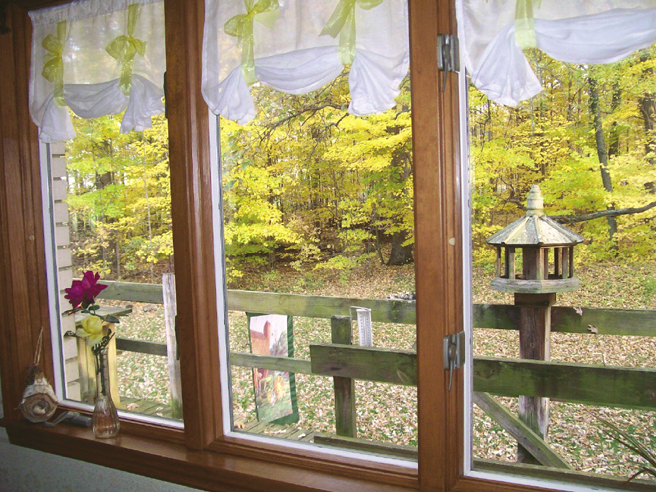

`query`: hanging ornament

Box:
[19,328,59,423]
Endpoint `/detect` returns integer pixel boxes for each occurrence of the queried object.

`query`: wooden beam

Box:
[230,353,313,375]
[473,459,656,491]
[116,338,168,357]
[506,247,515,279]
[227,290,416,324]
[98,280,164,304]
[472,392,570,469]
[311,344,656,410]
[310,344,417,386]
[515,292,555,464]
[550,306,656,337]
[331,316,357,438]
[475,304,656,337]
[98,280,656,337]
[314,435,418,460]
[163,273,183,419]
[474,356,656,410]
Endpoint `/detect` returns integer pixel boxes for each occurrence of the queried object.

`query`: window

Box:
[202,0,419,458]
[459,2,656,491]
[0,0,526,491]
[43,118,182,424]
[30,0,181,425]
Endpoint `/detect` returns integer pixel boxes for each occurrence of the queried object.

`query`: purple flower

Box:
[64,271,107,309]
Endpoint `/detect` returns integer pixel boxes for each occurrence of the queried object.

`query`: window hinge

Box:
[437,33,459,92]
[443,330,465,391]
[174,314,180,361]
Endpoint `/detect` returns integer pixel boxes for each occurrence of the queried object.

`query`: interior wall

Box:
[0,370,199,492]
[0,427,201,491]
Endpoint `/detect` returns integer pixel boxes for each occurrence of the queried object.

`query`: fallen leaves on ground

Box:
[109,259,656,482]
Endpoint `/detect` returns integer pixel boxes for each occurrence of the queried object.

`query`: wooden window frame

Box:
[0,0,577,491]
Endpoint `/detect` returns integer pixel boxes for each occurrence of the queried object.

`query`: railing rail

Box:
[100,280,656,336]
[104,280,656,410]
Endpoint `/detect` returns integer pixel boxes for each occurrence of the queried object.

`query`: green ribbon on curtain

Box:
[224,0,280,86]
[515,0,541,50]
[41,20,67,106]
[106,3,146,95]
[320,0,383,66]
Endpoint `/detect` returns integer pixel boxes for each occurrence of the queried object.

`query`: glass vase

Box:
[92,347,120,438]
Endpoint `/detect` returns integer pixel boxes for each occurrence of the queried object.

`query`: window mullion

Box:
[410,0,464,489]
[163,0,224,450]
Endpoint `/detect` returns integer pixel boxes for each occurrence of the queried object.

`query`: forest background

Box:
[57,44,656,480]
[64,47,656,283]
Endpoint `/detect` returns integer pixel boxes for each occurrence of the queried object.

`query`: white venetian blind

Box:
[29,0,166,143]
[457,0,656,106]
[201,0,409,125]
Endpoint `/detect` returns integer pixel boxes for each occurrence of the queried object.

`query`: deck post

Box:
[163,273,183,419]
[331,315,357,437]
[516,292,555,464]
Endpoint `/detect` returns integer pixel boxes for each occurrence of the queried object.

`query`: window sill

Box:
[4,419,419,492]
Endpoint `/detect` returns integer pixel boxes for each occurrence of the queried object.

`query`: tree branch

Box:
[260,103,346,142]
[551,201,656,224]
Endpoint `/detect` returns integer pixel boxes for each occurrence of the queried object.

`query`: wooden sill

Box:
[4,419,419,492]
[455,459,656,492]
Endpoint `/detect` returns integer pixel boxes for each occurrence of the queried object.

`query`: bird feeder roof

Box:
[486,185,585,247]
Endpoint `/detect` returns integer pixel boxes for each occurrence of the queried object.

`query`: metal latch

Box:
[437,34,459,92]
[443,330,466,391]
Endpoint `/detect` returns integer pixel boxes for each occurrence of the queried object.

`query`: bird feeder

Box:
[486,185,584,294]
[486,184,585,465]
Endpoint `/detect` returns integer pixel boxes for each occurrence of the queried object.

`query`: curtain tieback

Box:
[106,4,146,95]
[515,0,540,49]
[320,0,383,66]
[224,0,280,86]
[41,20,67,106]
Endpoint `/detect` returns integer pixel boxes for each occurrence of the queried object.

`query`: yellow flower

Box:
[76,315,104,346]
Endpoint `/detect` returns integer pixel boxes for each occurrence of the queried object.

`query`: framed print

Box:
[247,313,299,425]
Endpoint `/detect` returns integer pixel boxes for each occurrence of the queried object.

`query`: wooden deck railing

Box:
[98,280,656,466]
[100,280,656,410]
[100,279,656,336]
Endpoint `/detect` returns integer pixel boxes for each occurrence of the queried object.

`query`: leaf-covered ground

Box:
[112,260,656,482]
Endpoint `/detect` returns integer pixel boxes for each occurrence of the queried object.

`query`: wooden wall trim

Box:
[0,3,54,422]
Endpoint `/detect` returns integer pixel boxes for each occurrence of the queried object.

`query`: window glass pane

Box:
[218,70,417,460]
[467,45,656,487]
[45,113,182,424]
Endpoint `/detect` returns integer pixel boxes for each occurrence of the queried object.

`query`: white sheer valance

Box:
[29,0,166,143]
[202,0,409,125]
[457,1,656,107]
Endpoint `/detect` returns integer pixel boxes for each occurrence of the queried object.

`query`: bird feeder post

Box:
[515,291,555,463]
[487,185,584,465]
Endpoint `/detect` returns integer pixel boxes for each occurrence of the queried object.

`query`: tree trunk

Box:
[639,50,656,170]
[587,71,618,249]
[387,231,413,266]
[608,80,622,159]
